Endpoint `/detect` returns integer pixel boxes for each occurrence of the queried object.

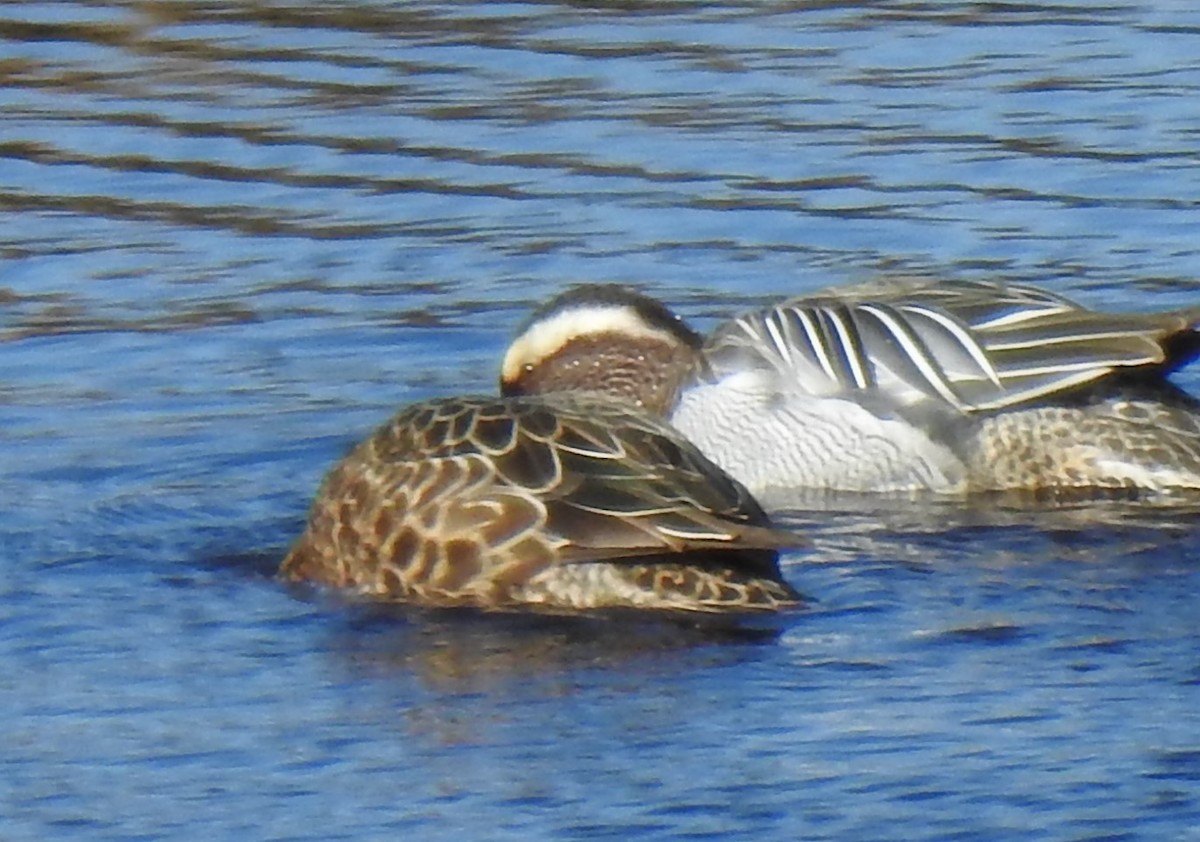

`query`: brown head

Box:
[500,284,704,416]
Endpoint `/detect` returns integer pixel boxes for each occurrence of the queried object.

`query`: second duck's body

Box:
[501,279,1200,503]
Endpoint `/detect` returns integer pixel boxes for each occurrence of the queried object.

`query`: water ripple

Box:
[5,2,1200,840]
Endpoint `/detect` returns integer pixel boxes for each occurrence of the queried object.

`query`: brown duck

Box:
[281,392,803,613]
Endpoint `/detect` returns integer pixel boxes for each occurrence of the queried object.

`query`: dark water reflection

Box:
[4,1,1200,840]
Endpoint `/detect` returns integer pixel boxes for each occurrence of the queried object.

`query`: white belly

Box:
[671,372,967,501]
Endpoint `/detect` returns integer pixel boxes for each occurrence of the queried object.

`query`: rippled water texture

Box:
[3,2,1200,840]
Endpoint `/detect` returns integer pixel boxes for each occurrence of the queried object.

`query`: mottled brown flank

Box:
[503,331,699,416]
[380,567,403,595]
[478,495,542,546]
[440,539,483,590]
[279,393,801,612]
[335,516,358,555]
[390,526,419,569]
[419,538,440,577]
[623,558,797,609]
[371,507,394,543]
[969,396,1200,493]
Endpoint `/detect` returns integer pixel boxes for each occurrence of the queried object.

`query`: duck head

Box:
[501,284,702,415]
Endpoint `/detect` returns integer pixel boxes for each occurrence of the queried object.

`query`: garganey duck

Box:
[281,392,803,613]
[500,279,1200,504]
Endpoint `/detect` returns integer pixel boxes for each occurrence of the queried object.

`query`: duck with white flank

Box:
[501,280,1200,504]
[281,392,803,613]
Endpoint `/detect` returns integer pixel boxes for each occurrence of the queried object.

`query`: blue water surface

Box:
[2,2,1199,840]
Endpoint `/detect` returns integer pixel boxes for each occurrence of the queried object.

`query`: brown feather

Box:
[281,393,803,612]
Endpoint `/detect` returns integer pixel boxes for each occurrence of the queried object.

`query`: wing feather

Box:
[703,279,1198,414]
